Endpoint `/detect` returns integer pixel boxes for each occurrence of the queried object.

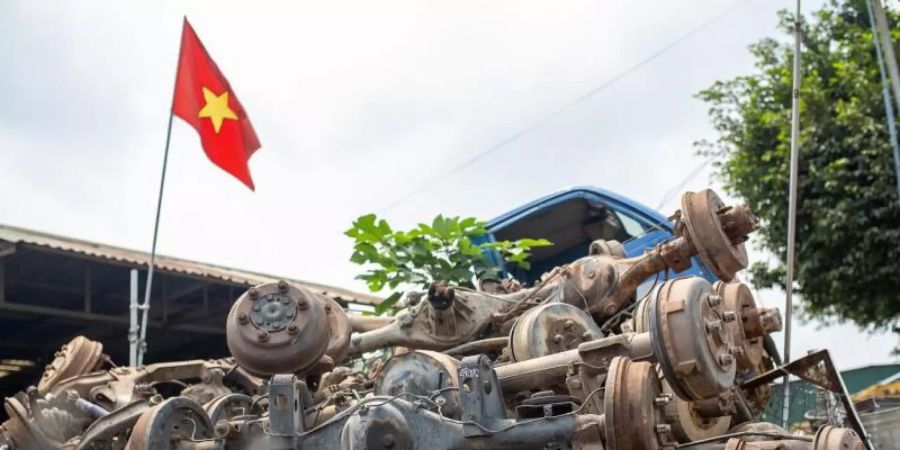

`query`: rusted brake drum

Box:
[649,277,737,401]
[603,357,676,450]
[227,280,349,377]
[813,425,866,450]
[660,378,731,443]
[509,303,603,362]
[714,281,774,371]
[38,336,104,395]
[374,351,462,419]
[681,189,756,282]
[125,397,213,450]
[203,393,251,424]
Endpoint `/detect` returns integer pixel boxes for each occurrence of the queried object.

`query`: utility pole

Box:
[782,0,802,430]
[870,0,900,197]
[871,0,900,116]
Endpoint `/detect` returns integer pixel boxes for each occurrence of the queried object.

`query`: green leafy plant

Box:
[696,0,900,331]
[345,214,552,314]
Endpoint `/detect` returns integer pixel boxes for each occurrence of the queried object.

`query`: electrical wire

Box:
[378,0,752,212]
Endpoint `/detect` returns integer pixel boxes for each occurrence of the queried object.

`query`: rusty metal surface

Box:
[813,425,865,450]
[226,281,332,376]
[124,397,213,450]
[681,189,753,281]
[742,350,871,448]
[714,281,771,371]
[661,378,731,443]
[374,351,462,419]
[603,356,675,450]
[509,303,602,362]
[38,336,105,395]
[0,188,870,450]
[650,277,736,401]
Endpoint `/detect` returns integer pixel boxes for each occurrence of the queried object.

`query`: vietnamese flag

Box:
[172,18,260,190]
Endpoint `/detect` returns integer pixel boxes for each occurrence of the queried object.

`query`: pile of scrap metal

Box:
[0,190,871,450]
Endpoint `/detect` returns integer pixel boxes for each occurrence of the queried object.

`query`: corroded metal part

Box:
[374,351,461,419]
[588,239,626,258]
[650,277,736,401]
[226,281,331,376]
[324,296,352,364]
[1,395,62,449]
[124,397,213,450]
[661,378,730,443]
[631,295,654,334]
[340,402,412,450]
[350,189,759,354]
[348,314,394,333]
[38,336,104,395]
[714,281,771,371]
[681,189,754,282]
[509,303,602,362]
[203,394,251,424]
[75,397,159,450]
[813,426,865,450]
[603,357,675,450]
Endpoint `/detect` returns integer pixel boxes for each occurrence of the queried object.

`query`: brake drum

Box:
[649,277,737,401]
[509,302,603,362]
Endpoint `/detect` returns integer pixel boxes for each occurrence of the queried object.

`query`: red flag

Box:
[172,18,260,190]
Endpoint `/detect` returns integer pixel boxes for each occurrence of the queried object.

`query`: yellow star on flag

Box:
[197,87,238,133]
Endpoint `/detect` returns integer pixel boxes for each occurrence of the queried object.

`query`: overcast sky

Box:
[1,0,896,369]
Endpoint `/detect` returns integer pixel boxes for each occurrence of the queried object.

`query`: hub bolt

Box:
[277,280,289,292]
[237,312,249,324]
[718,353,734,365]
[287,323,299,335]
[654,394,673,406]
[297,298,309,310]
[257,330,269,342]
[248,288,258,300]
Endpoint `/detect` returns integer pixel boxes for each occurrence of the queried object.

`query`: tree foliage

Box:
[697,0,900,330]
[345,213,551,314]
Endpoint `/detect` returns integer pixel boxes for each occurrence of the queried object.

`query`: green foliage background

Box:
[346,214,551,314]
[697,0,900,330]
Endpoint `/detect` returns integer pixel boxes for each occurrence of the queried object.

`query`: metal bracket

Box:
[268,374,304,449]
[458,354,506,437]
[741,349,872,449]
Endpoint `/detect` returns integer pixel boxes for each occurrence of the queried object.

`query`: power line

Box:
[378,0,752,213]
[655,155,714,210]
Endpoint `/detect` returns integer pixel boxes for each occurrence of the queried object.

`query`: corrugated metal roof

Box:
[0,223,381,306]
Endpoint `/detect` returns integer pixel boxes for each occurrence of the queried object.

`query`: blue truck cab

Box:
[483,186,716,287]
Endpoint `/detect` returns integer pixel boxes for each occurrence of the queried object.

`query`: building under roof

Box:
[0,223,379,398]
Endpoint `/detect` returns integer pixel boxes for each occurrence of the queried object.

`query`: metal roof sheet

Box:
[0,223,381,306]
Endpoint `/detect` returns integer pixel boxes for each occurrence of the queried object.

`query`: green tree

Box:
[345,214,551,314]
[697,0,900,332]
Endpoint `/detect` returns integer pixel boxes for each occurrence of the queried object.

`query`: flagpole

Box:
[138,111,174,366]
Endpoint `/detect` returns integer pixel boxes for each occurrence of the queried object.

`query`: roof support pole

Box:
[129,269,139,367]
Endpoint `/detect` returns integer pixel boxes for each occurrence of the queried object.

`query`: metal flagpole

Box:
[138,111,175,366]
[869,0,900,197]
[782,0,802,429]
